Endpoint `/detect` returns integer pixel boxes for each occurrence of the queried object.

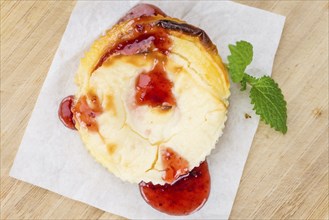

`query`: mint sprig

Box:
[228,41,253,83]
[227,41,288,134]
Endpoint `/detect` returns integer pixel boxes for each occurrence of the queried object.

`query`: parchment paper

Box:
[10,1,285,219]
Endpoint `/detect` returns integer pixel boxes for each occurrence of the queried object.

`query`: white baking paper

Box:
[10,1,285,219]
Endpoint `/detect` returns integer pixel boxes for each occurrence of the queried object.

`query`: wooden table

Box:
[1,1,328,219]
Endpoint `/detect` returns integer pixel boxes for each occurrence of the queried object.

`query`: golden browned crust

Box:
[78,15,229,87]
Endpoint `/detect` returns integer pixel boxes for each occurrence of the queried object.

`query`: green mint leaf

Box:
[248,76,288,134]
[227,41,253,83]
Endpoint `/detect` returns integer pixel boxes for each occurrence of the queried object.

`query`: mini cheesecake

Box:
[71,7,230,184]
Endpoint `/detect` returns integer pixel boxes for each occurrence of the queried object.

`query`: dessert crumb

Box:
[244,113,251,119]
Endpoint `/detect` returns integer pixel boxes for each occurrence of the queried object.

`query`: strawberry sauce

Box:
[71,92,103,132]
[161,148,189,184]
[118,3,167,23]
[135,61,176,109]
[93,19,172,72]
[139,161,211,216]
[58,95,76,130]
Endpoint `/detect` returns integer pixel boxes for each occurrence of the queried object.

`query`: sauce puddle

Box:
[58,95,76,130]
[139,161,210,215]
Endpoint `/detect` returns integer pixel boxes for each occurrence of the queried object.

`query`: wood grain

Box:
[1,1,328,219]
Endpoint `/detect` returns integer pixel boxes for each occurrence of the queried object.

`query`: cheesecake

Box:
[70,7,230,185]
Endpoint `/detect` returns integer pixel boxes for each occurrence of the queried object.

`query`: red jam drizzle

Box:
[93,4,172,72]
[94,22,171,71]
[94,29,171,71]
[139,161,211,216]
[58,95,76,130]
[161,148,189,183]
[135,61,176,109]
[118,3,167,23]
[71,92,103,132]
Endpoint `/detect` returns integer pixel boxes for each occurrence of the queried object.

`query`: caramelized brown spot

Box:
[135,60,176,109]
[157,19,216,52]
[173,66,183,74]
[105,95,116,115]
[107,144,117,155]
[161,147,189,184]
[71,92,103,132]
[139,161,210,215]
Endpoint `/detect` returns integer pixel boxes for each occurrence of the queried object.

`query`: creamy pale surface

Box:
[73,17,230,184]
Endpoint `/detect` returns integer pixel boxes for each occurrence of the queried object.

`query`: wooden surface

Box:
[1,1,328,219]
